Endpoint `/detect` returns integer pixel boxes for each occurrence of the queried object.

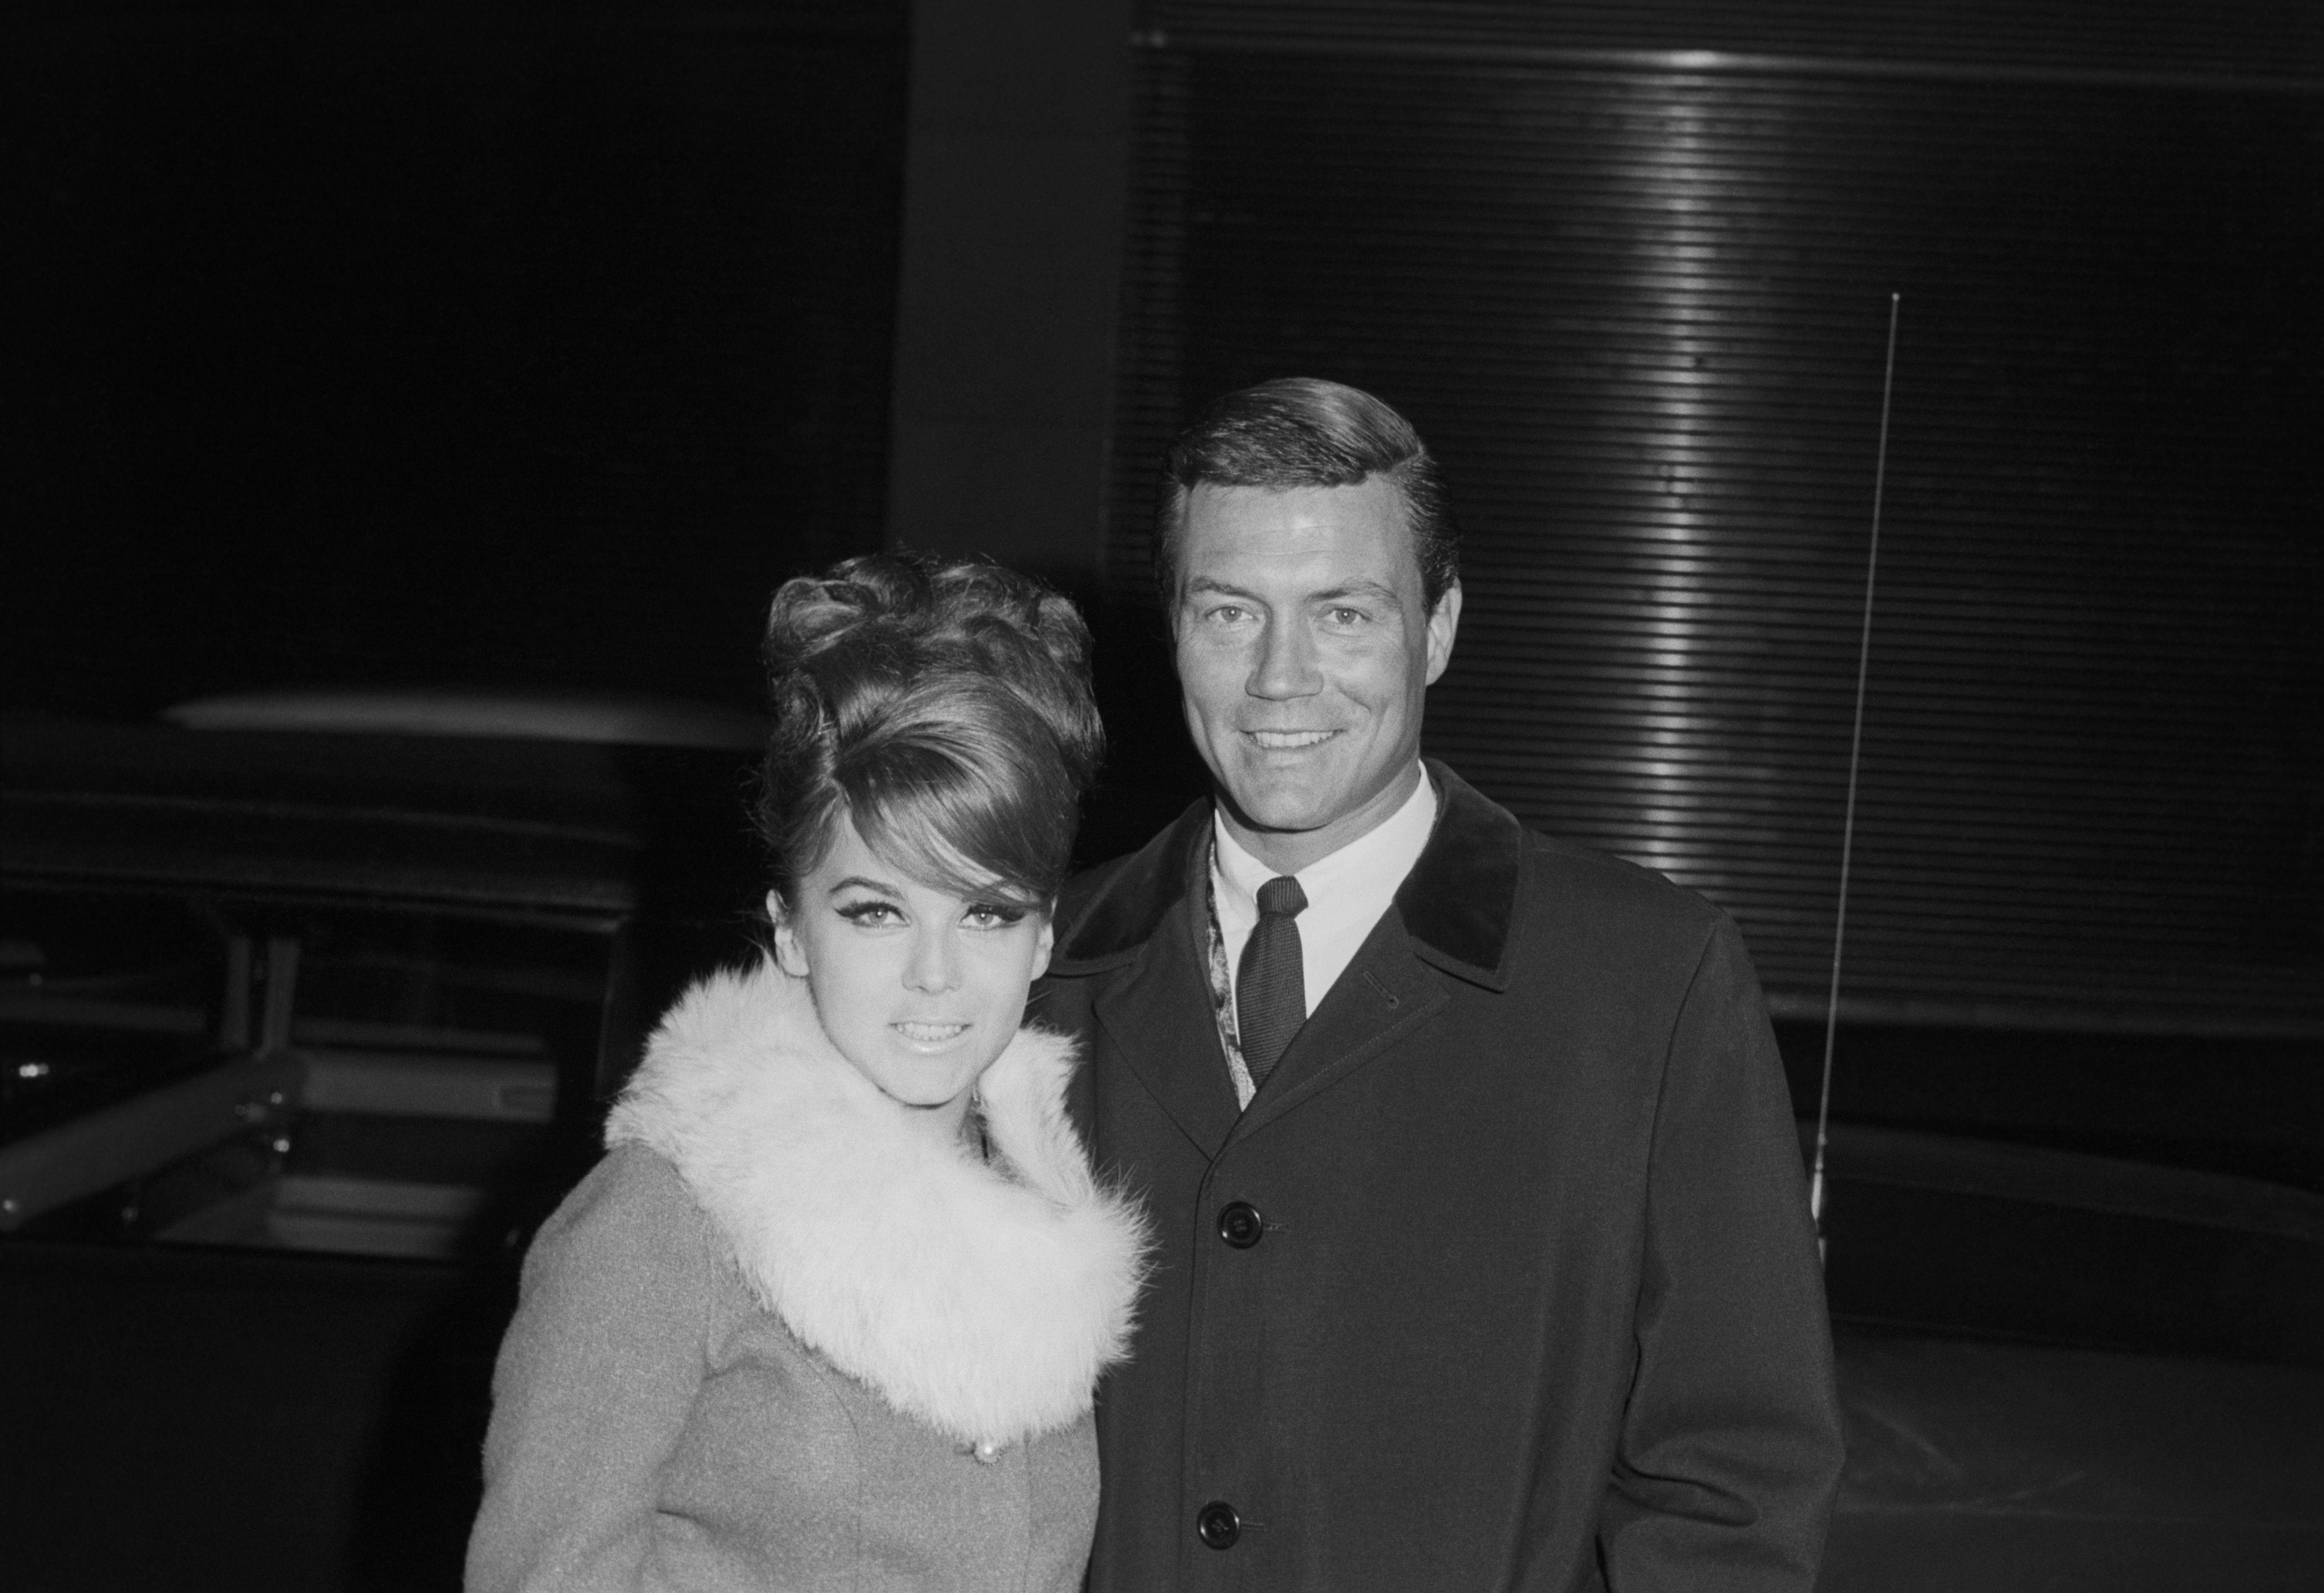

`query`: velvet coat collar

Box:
[1050,758,1523,990]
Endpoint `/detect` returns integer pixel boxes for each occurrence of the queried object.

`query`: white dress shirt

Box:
[1211,767,1439,1104]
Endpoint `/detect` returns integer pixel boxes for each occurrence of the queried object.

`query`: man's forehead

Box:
[1179,479,1417,576]
[1184,476,1403,519]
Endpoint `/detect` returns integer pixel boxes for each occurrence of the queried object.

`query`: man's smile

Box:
[1246,729,1342,750]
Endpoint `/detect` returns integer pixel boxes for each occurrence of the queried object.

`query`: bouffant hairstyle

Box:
[757,552,1103,911]
[1154,377,1460,610]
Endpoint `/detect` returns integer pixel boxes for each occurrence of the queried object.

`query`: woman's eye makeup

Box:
[834,898,903,926]
[962,901,1029,928]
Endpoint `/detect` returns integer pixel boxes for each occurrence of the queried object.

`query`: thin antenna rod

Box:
[1810,291,1901,1258]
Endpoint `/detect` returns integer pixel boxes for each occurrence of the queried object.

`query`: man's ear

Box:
[768,889,810,978]
[1423,581,1463,686]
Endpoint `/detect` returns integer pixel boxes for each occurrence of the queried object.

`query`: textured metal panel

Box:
[1108,13,2324,1026]
[1143,0,2324,87]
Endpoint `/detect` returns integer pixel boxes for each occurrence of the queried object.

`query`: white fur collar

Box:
[605,958,1146,1445]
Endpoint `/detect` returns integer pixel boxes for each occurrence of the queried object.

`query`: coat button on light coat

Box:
[1216,1201,1264,1248]
[1195,1500,1241,1550]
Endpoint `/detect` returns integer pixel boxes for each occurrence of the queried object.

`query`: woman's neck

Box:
[892,1091,979,1154]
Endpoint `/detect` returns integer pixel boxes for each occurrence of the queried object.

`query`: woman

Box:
[466,554,1148,1592]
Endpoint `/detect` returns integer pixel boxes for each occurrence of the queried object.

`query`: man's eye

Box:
[1325,606,1368,626]
[1206,604,1251,624]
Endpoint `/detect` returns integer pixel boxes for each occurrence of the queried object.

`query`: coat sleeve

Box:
[1597,915,1846,1591]
[465,1146,714,1593]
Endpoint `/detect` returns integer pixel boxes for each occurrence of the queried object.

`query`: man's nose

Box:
[905,923,964,994]
[1247,616,1323,700]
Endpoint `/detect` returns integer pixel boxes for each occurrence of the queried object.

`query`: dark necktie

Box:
[1237,875,1308,1087]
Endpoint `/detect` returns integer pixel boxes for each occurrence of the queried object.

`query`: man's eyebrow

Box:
[1182,576,1408,610]
[1313,579,1407,612]
[1182,576,1257,600]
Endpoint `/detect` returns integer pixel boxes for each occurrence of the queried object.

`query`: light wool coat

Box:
[466,959,1148,1593]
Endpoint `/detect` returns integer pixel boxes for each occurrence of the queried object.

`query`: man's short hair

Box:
[1155,377,1460,611]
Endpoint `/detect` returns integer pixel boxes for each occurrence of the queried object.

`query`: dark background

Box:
[10,2,907,713]
[6,2,2323,1587]
[13,0,2319,1173]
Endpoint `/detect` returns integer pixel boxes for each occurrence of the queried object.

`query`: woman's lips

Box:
[892,1020,971,1045]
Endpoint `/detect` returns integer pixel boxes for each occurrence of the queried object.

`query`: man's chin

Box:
[1216,781,1340,839]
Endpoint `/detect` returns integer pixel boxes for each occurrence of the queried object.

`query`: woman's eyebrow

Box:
[828,875,904,896]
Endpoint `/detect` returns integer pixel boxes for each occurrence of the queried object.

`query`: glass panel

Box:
[0,888,615,1259]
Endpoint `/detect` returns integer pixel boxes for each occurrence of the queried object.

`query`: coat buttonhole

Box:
[1363,971,1399,1008]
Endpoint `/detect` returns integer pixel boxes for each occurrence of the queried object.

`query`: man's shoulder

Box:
[1507,829,1737,993]
[1404,763,1731,980]
[1051,796,1210,973]
[1516,826,1726,931]
[1053,834,1168,927]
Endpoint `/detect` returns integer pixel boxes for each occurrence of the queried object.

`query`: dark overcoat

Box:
[1039,762,1844,1591]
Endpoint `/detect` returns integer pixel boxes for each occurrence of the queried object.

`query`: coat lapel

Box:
[1394,760,1522,992]
[1225,907,1449,1145]
[1060,765,1527,1159]
[1090,835,1243,1160]
[1225,763,1523,1144]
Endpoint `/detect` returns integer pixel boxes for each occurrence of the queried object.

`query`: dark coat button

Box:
[1195,1500,1240,1550]
[1216,1201,1264,1249]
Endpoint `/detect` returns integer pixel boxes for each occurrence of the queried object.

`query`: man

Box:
[1041,378,1844,1590]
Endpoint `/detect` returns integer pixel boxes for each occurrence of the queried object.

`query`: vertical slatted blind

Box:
[1108,2,2324,1031]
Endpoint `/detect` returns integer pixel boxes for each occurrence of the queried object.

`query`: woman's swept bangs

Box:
[779,677,1078,909]
[842,694,1078,907]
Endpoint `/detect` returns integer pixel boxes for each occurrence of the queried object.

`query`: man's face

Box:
[1173,479,1460,872]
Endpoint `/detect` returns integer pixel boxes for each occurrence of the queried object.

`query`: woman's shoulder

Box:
[521,1144,717,1298]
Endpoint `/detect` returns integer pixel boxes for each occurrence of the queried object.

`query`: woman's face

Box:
[771,814,1053,1140]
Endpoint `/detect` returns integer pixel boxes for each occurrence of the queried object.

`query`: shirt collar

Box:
[1212,765,1440,916]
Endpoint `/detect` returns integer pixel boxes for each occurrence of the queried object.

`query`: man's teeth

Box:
[1251,729,1335,749]
[896,1022,969,1042]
